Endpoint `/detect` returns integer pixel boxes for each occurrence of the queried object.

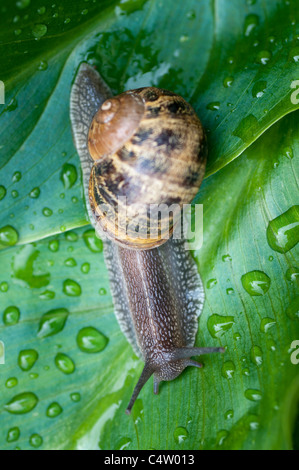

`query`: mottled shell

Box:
[88,87,207,249]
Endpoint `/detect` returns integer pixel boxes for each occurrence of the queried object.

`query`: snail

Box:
[70,63,224,414]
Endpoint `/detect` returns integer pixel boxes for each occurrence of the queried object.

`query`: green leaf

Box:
[0,0,298,451]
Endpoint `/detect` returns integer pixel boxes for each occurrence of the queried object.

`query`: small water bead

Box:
[241,270,271,296]
[269,255,274,261]
[7,427,20,443]
[65,231,78,242]
[37,6,46,14]
[233,332,241,341]
[256,50,272,65]
[267,337,276,352]
[223,77,234,88]
[283,147,293,160]
[250,345,263,366]
[226,288,234,295]
[32,24,47,39]
[18,349,38,371]
[12,171,22,182]
[55,353,75,374]
[70,392,81,402]
[3,306,20,325]
[83,229,103,252]
[39,290,55,300]
[207,314,234,338]
[37,60,48,71]
[72,196,78,204]
[67,246,74,253]
[81,262,90,274]
[29,373,39,379]
[29,434,43,448]
[222,254,232,262]
[60,193,65,199]
[5,392,38,414]
[252,80,267,98]
[48,239,59,252]
[6,98,18,112]
[173,426,188,444]
[115,437,132,450]
[64,17,71,24]
[221,361,235,380]
[260,317,276,333]
[14,29,22,36]
[0,282,9,292]
[64,258,77,267]
[11,190,19,198]
[46,402,62,418]
[245,389,262,402]
[286,266,299,282]
[243,14,259,36]
[29,187,40,199]
[0,185,6,200]
[77,327,108,353]
[60,163,78,189]
[242,368,250,377]
[225,410,234,420]
[216,430,229,446]
[16,0,31,8]
[206,101,220,111]
[248,415,260,431]
[99,287,107,295]
[0,225,19,248]
[6,377,18,388]
[267,206,299,253]
[81,8,88,15]
[207,278,217,289]
[42,207,53,217]
[37,308,69,338]
[63,279,81,296]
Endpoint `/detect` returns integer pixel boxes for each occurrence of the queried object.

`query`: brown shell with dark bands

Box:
[88,86,207,249]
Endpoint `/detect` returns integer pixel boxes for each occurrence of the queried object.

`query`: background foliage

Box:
[0,0,298,450]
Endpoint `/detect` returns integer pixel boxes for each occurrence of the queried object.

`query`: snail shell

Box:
[87,86,207,249]
[70,63,224,414]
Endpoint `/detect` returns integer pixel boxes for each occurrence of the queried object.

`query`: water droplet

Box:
[222,254,232,262]
[46,402,62,418]
[0,185,6,200]
[81,262,90,274]
[225,410,234,420]
[244,14,259,36]
[241,270,271,296]
[6,377,18,388]
[60,164,77,189]
[248,415,260,431]
[245,389,262,402]
[0,225,19,248]
[12,171,22,182]
[233,114,259,143]
[42,207,53,217]
[65,231,78,242]
[7,427,20,443]
[32,24,47,39]
[37,60,48,71]
[64,17,71,24]
[37,308,69,338]
[63,279,81,296]
[29,433,43,448]
[48,239,59,252]
[16,0,30,9]
[64,257,77,267]
[221,361,235,379]
[55,353,75,374]
[81,8,88,15]
[83,229,103,252]
[206,101,220,111]
[5,392,38,414]
[256,50,272,65]
[3,306,20,325]
[39,290,55,300]
[233,332,241,341]
[29,187,40,198]
[11,190,19,198]
[226,287,234,295]
[174,426,188,444]
[115,437,132,450]
[0,281,9,292]
[260,317,276,333]
[252,80,267,98]
[6,98,18,112]
[267,206,299,253]
[286,296,299,320]
[12,244,50,288]
[207,314,234,338]
[72,196,78,203]
[216,430,229,446]
[250,345,263,366]
[76,327,108,353]
[37,6,46,14]
[70,392,81,402]
[18,349,38,371]
[223,76,234,88]
[283,146,293,160]
[286,266,299,283]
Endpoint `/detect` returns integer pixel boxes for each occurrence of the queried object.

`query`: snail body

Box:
[70,63,224,414]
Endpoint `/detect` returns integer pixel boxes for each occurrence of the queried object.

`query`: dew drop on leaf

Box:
[18,349,39,371]
[173,426,188,444]
[3,306,20,325]
[76,327,108,353]
[46,402,63,418]
[37,308,69,338]
[5,392,38,414]
[241,270,271,296]
[207,314,235,338]
[54,353,75,374]
[266,206,299,253]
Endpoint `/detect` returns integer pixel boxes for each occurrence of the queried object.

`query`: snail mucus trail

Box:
[70,63,224,414]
